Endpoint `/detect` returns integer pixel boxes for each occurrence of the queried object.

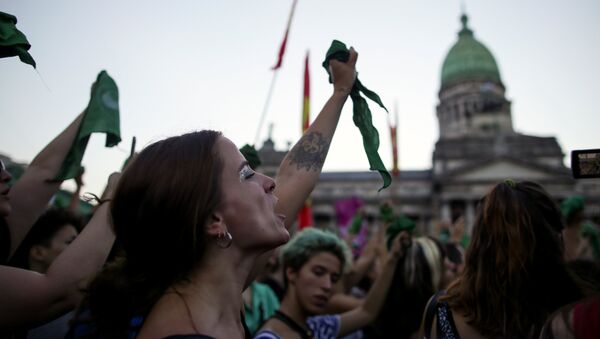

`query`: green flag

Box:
[322,40,391,191]
[0,11,36,68]
[240,144,262,170]
[51,71,121,181]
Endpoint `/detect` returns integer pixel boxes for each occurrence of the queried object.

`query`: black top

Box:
[424,291,460,339]
[268,310,313,339]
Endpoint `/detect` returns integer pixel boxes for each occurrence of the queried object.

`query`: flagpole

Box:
[254,71,279,146]
[253,0,298,146]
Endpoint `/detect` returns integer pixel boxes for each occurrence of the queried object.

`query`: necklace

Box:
[272,310,313,339]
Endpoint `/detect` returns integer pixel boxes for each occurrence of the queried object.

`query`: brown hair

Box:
[442,181,582,338]
[80,130,223,338]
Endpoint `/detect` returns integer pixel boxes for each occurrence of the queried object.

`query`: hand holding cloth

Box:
[322,40,391,191]
[51,71,121,181]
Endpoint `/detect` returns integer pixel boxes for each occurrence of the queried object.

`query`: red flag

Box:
[390,103,399,177]
[298,199,313,229]
[298,51,313,229]
[271,0,298,70]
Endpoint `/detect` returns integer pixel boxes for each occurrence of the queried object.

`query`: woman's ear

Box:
[205,211,227,237]
[29,244,48,262]
[286,266,298,285]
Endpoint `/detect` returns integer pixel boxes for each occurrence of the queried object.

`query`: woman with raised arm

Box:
[1,113,84,263]
[0,172,118,330]
[0,110,119,331]
[69,48,359,339]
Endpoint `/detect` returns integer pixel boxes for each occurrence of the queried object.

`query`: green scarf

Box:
[51,71,121,181]
[322,40,391,191]
[0,11,36,68]
[386,215,416,249]
[379,203,395,224]
[348,214,363,235]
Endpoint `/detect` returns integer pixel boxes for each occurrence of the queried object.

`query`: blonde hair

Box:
[403,237,443,290]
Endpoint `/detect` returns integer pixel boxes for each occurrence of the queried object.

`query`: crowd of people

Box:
[1,44,599,339]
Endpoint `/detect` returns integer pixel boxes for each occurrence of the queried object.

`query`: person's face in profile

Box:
[215,136,289,250]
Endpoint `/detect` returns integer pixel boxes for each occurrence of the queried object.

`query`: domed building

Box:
[431,14,575,230]
[257,13,598,233]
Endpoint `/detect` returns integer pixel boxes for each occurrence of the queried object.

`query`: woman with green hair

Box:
[255,227,409,339]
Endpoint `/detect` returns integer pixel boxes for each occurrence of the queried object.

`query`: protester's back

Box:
[433,181,583,338]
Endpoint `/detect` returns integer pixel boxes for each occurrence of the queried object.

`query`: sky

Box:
[1,0,599,195]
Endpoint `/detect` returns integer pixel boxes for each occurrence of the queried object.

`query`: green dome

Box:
[441,14,502,88]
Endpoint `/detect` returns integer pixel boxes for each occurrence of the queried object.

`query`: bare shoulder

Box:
[137,294,194,338]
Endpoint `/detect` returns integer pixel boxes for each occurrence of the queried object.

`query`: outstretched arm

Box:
[337,231,409,337]
[0,173,119,329]
[247,49,357,289]
[6,113,84,258]
[274,48,357,229]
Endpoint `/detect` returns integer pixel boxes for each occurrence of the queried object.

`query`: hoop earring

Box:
[216,231,233,249]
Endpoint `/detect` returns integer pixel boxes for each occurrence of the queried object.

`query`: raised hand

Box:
[329,47,358,95]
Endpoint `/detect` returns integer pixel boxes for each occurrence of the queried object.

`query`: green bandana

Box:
[239,144,261,170]
[379,203,395,224]
[322,40,391,191]
[561,196,585,221]
[0,11,36,68]
[51,71,121,181]
[386,215,416,249]
[348,214,363,235]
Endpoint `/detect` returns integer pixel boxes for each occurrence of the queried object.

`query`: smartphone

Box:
[571,149,600,179]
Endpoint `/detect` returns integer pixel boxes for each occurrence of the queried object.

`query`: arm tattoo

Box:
[287,131,331,172]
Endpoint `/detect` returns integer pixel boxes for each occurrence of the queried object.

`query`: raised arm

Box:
[337,231,409,337]
[0,173,118,329]
[274,48,357,229]
[343,226,381,291]
[6,113,84,258]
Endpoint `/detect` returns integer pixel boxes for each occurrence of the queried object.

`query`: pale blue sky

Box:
[1,0,599,195]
